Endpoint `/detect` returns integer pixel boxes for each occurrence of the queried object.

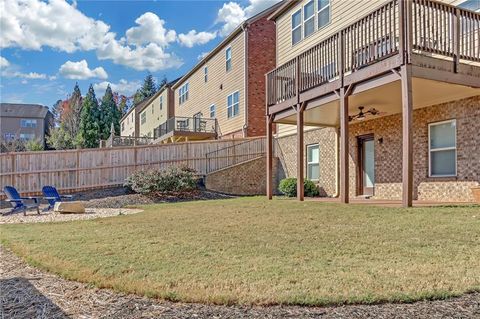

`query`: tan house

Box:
[0,103,52,146]
[120,104,137,137]
[165,3,280,143]
[265,0,480,206]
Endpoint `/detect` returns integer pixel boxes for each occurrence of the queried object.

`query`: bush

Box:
[124,166,198,195]
[25,139,44,151]
[278,178,319,197]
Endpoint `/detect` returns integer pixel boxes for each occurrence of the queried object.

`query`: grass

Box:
[1,197,479,306]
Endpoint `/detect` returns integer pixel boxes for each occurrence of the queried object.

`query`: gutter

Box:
[242,24,249,138]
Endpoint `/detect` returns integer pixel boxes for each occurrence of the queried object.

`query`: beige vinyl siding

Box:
[175,31,246,136]
[276,0,461,65]
[139,90,170,137]
[120,109,136,137]
[276,123,321,137]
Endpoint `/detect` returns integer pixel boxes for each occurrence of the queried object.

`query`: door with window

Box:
[358,135,375,196]
[193,112,202,132]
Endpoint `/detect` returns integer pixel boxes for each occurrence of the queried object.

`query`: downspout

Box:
[242,23,248,138]
[333,127,340,198]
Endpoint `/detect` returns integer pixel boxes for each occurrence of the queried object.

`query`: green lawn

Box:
[1,197,479,306]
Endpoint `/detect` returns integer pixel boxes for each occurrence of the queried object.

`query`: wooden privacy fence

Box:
[0,137,266,196]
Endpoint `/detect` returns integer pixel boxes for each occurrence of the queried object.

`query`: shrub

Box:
[124,166,198,195]
[278,178,320,197]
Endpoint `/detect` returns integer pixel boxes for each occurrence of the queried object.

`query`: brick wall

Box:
[246,16,276,137]
[275,127,338,197]
[205,156,280,195]
[274,96,480,202]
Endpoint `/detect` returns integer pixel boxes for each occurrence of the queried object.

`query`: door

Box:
[358,135,375,196]
[193,112,202,132]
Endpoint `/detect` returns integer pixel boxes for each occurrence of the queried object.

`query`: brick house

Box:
[157,3,280,143]
[265,0,480,206]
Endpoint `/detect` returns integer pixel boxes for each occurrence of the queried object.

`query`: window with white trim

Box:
[19,133,35,141]
[317,0,330,29]
[121,122,125,132]
[204,66,208,82]
[225,48,232,72]
[21,119,37,128]
[179,82,189,105]
[160,96,163,110]
[429,120,457,177]
[141,111,146,125]
[227,91,239,118]
[306,144,320,180]
[304,1,315,38]
[210,104,216,118]
[292,9,302,45]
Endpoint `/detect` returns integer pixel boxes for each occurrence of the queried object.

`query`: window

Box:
[204,66,208,82]
[141,111,146,125]
[303,1,315,38]
[19,133,35,141]
[225,47,232,72]
[160,96,163,110]
[179,82,189,105]
[429,120,457,177]
[318,0,330,29]
[21,119,37,128]
[121,122,125,132]
[210,104,216,118]
[307,144,320,180]
[151,105,154,114]
[131,113,133,122]
[227,91,239,118]
[292,9,302,45]
[4,133,15,140]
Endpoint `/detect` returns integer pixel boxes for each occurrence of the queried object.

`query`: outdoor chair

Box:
[2,186,40,216]
[42,186,74,210]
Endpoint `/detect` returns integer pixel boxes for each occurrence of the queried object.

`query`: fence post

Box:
[134,147,138,172]
[11,153,15,186]
[76,149,80,187]
[453,8,460,73]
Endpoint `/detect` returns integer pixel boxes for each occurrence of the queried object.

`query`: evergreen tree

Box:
[99,85,121,139]
[51,99,62,126]
[79,84,100,148]
[140,74,157,98]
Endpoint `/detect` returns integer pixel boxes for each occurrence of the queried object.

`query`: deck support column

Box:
[401,65,413,207]
[266,115,274,200]
[296,103,306,201]
[339,87,349,204]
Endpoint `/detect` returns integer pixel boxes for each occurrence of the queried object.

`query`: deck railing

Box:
[103,135,155,148]
[266,0,480,107]
[153,116,218,140]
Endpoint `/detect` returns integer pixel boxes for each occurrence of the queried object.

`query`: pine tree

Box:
[99,85,121,139]
[140,74,157,98]
[79,84,100,148]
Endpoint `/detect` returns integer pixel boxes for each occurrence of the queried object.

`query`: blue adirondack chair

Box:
[3,186,40,216]
[42,186,74,210]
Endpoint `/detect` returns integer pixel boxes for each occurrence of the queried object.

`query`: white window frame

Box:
[227,91,240,119]
[204,66,208,82]
[291,9,302,46]
[306,144,320,181]
[303,1,315,38]
[19,133,35,141]
[21,119,37,128]
[141,111,147,125]
[317,0,331,30]
[179,82,189,105]
[210,104,216,118]
[225,47,232,72]
[428,119,457,177]
[160,96,163,110]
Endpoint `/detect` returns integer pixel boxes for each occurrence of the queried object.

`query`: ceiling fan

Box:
[348,106,384,122]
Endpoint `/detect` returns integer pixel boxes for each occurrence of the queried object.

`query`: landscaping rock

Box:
[54,201,85,214]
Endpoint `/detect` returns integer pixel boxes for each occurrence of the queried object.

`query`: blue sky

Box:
[0,0,280,108]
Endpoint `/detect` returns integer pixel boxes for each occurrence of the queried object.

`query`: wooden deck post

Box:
[297,103,306,201]
[339,87,349,204]
[401,65,413,207]
[266,115,274,200]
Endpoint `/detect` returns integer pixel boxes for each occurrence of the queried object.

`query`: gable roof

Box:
[172,2,283,89]
[0,103,50,119]
[268,0,300,21]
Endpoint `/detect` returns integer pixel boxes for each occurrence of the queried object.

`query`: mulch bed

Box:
[1,246,479,319]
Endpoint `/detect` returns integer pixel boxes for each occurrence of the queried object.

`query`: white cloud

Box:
[94,79,141,97]
[216,0,281,36]
[14,72,47,79]
[178,30,217,48]
[125,12,177,47]
[59,60,108,80]
[0,56,10,68]
[1,0,183,72]
[197,52,210,60]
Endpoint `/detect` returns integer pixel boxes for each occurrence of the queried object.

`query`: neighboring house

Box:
[138,79,179,138]
[120,104,137,137]
[166,3,280,143]
[0,103,52,146]
[265,0,480,206]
